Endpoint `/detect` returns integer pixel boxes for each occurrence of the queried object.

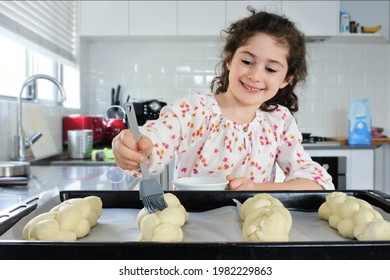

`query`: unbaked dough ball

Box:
[139,213,162,241]
[137,193,188,242]
[318,192,390,241]
[158,207,186,227]
[153,223,183,242]
[136,207,150,229]
[242,206,292,242]
[22,196,103,241]
[51,196,103,227]
[240,193,283,221]
[354,219,390,241]
[240,194,292,242]
[318,192,347,221]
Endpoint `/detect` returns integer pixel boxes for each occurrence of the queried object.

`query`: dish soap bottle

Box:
[348,98,371,145]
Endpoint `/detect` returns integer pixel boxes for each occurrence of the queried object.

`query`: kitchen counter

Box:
[303,144,379,150]
[327,137,390,146]
[0,165,139,213]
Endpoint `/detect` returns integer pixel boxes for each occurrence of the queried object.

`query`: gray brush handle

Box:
[125,103,151,180]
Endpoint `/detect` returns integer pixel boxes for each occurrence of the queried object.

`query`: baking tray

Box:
[0,189,389,260]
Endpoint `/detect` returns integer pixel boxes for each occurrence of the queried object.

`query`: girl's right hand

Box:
[111,129,153,171]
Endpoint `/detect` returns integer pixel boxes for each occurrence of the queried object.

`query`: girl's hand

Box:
[226,175,257,190]
[112,129,153,171]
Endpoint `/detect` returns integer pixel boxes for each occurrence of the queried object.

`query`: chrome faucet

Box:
[14,74,67,161]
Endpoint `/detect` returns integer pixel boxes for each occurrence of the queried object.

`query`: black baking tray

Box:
[0,189,390,260]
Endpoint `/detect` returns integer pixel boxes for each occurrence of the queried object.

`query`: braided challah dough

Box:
[23,196,103,241]
[318,192,390,240]
[136,193,189,242]
[240,193,292,242]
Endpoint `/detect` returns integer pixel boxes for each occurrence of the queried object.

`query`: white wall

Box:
[81,38,390,138]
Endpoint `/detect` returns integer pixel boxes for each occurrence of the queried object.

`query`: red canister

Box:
[63,115,105,144]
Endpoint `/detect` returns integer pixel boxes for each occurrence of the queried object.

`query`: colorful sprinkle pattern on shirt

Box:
[136,93,334,190]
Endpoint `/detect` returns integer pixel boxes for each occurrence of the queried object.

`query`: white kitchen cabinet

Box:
[129,1,177,36]
[307,148,376,190]
[281,1,340,36]
[226,1,282,26]
[177,1,225,36]
[373,145,390,195]
[79,1,129,36]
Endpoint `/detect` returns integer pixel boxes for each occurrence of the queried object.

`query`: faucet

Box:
[14,74,67,161]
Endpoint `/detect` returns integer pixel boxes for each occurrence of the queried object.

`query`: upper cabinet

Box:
[226,1,282,26]
[79,0,387,42]
[281,1,339,36]
[227,1,339,37]
[79,1,129,36]
[177,1,225,36]
[129,1,177,36]
[80,1,177,36]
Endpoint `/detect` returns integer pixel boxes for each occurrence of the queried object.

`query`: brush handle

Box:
[125,103,151,180]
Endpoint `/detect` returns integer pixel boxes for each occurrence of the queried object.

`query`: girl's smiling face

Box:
[225,33,293,110]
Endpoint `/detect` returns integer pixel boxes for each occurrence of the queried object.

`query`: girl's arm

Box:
[226,175,324,191]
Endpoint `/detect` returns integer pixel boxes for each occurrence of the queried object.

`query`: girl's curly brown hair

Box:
[210,7,307,114]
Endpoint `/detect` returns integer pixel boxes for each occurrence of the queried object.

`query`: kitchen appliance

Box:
[300,134,345,189]
[103,105,127,144]
[63,115,104,145]
[302,135,340,146]
[311,156,346,190]
[132,99,167,126]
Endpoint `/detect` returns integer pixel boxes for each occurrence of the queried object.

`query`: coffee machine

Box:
[132,99,167,125]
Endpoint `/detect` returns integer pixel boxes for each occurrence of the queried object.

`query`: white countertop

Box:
[0,165,139,213]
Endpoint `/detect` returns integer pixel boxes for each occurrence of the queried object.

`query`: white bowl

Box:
[173,177,228,191]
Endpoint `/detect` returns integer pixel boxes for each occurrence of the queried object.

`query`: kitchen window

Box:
[0,1,79,108]
[0,33,80,108]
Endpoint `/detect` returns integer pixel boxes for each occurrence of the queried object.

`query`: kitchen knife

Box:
[111,88,115,106]
[115,84,121,106]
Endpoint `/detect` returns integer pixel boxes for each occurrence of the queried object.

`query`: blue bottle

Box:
[348,99,371,145]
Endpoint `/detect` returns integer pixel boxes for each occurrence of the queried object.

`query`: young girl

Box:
[112,8,335,191]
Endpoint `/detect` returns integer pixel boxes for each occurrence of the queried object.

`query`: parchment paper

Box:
[1,193,389,242]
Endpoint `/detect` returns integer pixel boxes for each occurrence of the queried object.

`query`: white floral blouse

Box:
[136,93,334,190]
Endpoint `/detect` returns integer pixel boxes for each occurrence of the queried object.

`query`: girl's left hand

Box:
[226,175,257,190]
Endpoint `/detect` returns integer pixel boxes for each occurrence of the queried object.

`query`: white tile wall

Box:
[82,38,390,138]
[81,38,223,115]
[299,43,390,137]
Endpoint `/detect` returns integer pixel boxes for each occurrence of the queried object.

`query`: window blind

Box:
[0,1,77,64]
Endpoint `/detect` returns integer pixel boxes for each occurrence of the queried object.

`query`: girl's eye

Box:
[266,67,277,73]
[242,59,253,66]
